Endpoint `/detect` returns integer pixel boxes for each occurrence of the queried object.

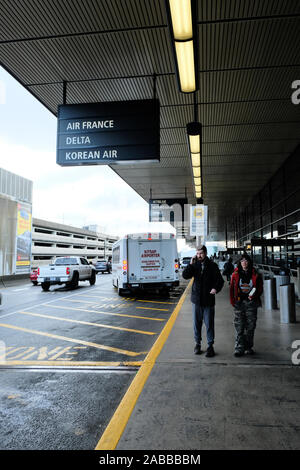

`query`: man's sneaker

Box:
[245,348,255,355]
[205,345,215,357]
[234,350,244,357]
[194,344,202,355]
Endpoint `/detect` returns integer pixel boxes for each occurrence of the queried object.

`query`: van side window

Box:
[113,246,120,264]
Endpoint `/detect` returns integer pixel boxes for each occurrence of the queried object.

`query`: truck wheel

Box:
[160,287,169,297]
[117,282,124,296]
[41,282,50,291]
[89,270,96,285]
[70,272,79,289]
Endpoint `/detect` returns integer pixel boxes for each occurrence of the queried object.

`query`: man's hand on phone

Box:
[191,255,197,264]
[210,288,217,295]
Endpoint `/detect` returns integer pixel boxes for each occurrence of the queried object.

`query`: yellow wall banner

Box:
[16,202,32,272]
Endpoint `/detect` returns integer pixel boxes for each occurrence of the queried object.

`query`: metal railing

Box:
[254,263,300,299]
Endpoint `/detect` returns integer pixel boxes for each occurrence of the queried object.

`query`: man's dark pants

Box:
[192,303,215,347]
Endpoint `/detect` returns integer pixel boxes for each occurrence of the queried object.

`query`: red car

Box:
[30,268,39,285]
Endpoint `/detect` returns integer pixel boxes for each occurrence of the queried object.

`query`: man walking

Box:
[182,246,224,357]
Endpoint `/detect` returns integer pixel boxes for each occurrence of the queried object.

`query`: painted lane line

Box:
[135,299,176,305]
[1,360,143,367]
[18,311,156,336]
[68,293,176,305]
[0,323,148,357]
[62,298,117,304]
[136,306,169,311]
[0,287,102,320]
[43,304,166,322]
[61,297,169,312]
[95,279,192,450]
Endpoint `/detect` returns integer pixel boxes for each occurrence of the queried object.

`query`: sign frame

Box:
[56,99,160,166]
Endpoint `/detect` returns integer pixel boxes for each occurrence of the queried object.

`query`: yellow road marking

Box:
[0,323,147,357]
[18,311,156,336]
[95,280,192,450]
[69,294,176,305]
[72,294,117,300]
[1,361,143,367]
[43,304,165,322]
[4,347,35,360]
[62,298,116,304]
[136,306,169,311]
[136,299,176,305]
[59,299,129,308]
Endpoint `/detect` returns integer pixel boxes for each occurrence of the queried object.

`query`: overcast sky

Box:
[0,67,192,252]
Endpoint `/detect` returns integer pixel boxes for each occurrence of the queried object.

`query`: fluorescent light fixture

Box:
[193,166,201,178]
[174,40,196,93]
[189,134,200,154]
[169,0,193,40]
[191,153,200,167]
[187,121,203,200]
[166,0,198,93]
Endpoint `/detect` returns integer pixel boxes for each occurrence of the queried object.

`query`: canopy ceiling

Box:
[0,0,299,239]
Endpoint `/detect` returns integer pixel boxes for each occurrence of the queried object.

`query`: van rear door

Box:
[128,239,162,283]
[160,239,176,281]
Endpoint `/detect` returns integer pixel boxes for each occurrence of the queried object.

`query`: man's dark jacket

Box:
[182,257,224,306]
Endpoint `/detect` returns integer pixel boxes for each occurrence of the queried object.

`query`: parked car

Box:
[95,260,111,274]
[180,257,192,269]
[30,267,39,285]
[38,256,96,291]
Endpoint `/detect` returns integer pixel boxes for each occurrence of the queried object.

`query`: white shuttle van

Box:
[112,233,180,295]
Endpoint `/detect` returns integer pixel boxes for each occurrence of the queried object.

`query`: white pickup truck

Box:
[38,256,96,291]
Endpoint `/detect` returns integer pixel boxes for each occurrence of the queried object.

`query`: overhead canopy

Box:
[0,0,299,238]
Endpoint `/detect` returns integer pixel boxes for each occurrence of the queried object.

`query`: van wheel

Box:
[70,272,79,289]
[160,287,169,297]
[117,281,124,296]
[89,270,96,285]
[41,282,50,291]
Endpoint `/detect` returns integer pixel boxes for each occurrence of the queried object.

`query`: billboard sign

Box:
[57,99,160,166]
[15,202,32,273]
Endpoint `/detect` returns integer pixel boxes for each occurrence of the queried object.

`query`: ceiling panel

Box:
[0,0,299,239]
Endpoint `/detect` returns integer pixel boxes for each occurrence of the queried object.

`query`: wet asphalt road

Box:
[0,274,184,449]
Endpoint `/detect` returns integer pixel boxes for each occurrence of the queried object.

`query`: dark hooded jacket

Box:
[182,257,224,306]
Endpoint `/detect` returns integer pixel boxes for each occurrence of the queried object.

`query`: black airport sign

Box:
[56,99,160,166]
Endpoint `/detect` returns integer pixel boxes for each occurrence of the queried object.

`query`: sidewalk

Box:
[0,277,31,289]
[117,279,300,450]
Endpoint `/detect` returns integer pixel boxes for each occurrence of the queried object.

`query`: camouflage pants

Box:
[233,300,258,353]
